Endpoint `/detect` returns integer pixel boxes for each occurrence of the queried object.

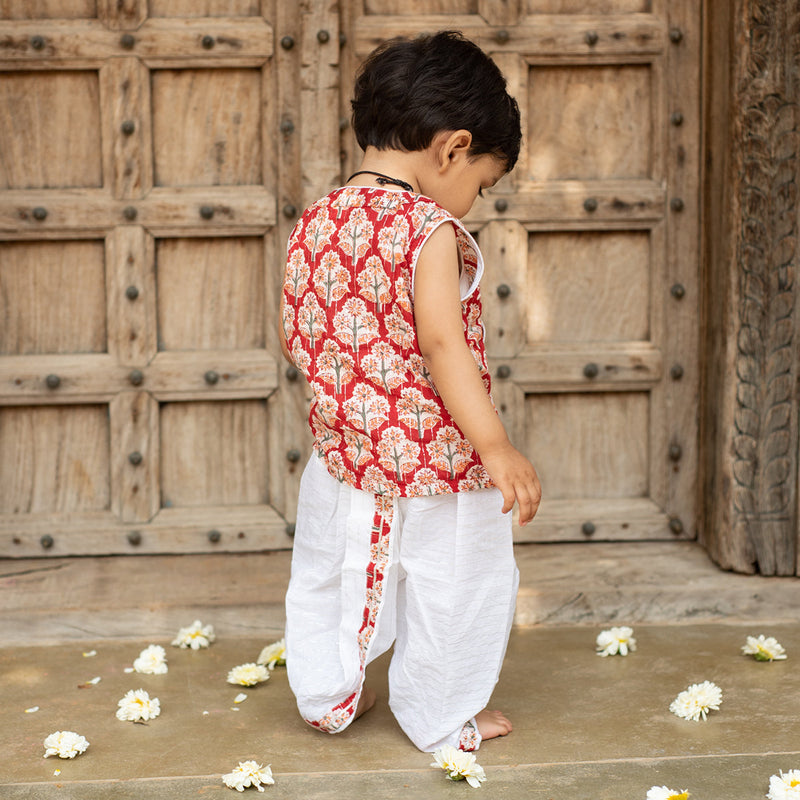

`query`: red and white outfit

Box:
[282,186,518,752]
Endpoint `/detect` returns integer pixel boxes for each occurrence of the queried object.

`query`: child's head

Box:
[351,31,521,173]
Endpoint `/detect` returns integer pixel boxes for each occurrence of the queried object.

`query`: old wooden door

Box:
[1,0,700,556]
[0,0,340,556]
[342,0,701,543]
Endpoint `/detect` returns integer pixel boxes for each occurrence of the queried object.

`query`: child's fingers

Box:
[516,481,542,527]
[499,484,515,515]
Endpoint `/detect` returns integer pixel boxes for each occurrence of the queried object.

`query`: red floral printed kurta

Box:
[283,186,494,497]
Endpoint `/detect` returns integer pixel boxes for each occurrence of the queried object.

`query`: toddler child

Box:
[280,30,541,753]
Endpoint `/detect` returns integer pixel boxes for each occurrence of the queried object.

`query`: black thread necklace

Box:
[346,170,414,192]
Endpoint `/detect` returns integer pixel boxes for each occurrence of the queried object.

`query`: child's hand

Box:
[479,443,542,526]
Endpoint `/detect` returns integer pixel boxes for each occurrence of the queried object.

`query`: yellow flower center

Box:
[791,780,800,788]
[669,793,690,800]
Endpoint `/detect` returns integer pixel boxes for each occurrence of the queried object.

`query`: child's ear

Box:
[437,129,473,171]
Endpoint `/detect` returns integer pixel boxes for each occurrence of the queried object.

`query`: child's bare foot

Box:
[475,709,512,740]
[354,686,376,720]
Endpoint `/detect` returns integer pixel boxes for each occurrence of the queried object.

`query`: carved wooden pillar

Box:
[701,0,800,574]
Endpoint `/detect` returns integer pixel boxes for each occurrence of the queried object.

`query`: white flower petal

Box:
[222,760,275,792]
[257,638,286,670]
[133,644,168,675]
[742,634,787,662]
[25,706,39,714]
[227,663,270,687]
[234,693,248,704]
[596,626,637,657]
[172,620,216,650]
[669,680,722,722]
[767,769,800,800]
[43,731,89,759]
[431,745,486,787]
[116,689,161,722]
[646,787,690,800]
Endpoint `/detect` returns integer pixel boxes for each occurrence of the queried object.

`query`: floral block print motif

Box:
[284,186,494,497]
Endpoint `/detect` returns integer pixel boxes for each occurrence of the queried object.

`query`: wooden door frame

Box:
[700,0,800,575]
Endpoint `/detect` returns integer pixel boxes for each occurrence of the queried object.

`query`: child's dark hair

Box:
[351,30,521,172]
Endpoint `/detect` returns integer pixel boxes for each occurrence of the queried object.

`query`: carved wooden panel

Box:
[702,0,800,575]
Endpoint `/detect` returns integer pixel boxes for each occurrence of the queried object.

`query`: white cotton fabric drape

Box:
[285,454,519,752]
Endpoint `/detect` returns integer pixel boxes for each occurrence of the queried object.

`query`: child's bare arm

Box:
[414,225,542,525]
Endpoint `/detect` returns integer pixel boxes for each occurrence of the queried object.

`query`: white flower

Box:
[431,745,487,788]
[133,644,168,674]
[742,634,787,662]
[115,689,161,722]
[596,626,637,657]
[227,663,270,687]
[257,638,286,670]
[43,731,89,759]
[222,760,275,792]
[172,619,215,649]
[767,769,800,800]
[669,680,722,721]
[646,787,690,800]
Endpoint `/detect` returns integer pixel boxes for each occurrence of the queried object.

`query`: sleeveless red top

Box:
[282,186,494,497]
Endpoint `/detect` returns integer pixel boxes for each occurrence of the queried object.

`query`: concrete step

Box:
[3,542,800,646]
[3,624,800,799]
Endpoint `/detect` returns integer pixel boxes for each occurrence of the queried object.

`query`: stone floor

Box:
[2,541,800,799]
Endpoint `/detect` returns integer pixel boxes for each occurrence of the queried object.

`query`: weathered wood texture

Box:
[0,1,712,558]
[701,0,800,575]
[0,0,333,556]
[342,0,701,545]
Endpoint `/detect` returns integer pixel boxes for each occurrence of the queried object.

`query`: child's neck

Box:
[349,148,424,194]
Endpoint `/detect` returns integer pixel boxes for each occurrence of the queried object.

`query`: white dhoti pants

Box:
[285,454,519,752]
